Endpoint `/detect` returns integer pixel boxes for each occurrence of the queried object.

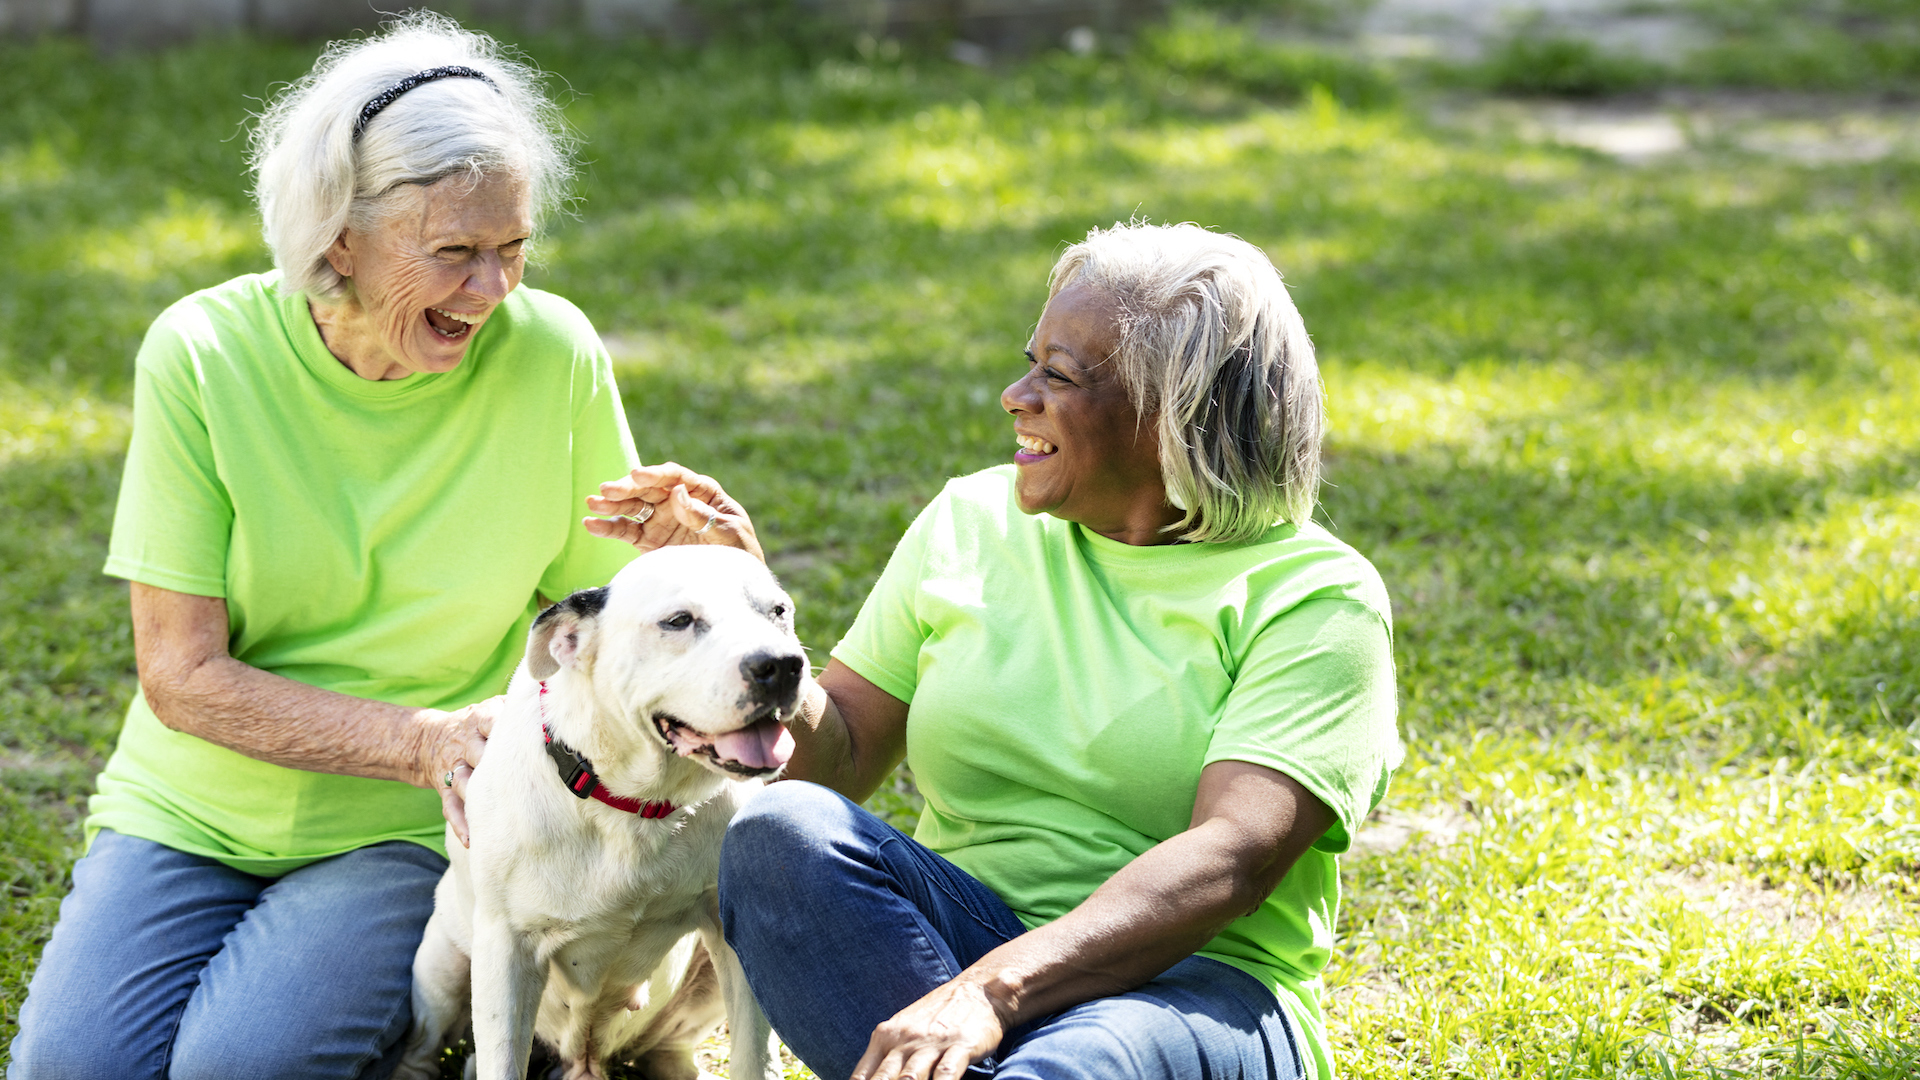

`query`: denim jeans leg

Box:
[7,830,264,1080]
[166,839,447,1080]
[719,782,1029,1080]
[993,955,1308,1080]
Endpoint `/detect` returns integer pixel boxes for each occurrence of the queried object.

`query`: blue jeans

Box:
[8,829,446,1080]
[718,782,1306,1080]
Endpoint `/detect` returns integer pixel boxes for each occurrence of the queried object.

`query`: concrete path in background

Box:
[1357,0,1704,64]
[1437,94,1920,165]
[1323,0,1920,165]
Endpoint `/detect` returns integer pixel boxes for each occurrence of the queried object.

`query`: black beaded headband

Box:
[352,66,498,140]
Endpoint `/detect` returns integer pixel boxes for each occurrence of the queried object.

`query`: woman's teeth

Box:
[1017,434,1057,455]
[426,308,479,338]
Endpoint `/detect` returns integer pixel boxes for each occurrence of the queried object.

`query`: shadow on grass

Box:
[1331,436,1920,733]
[0,450,131,762]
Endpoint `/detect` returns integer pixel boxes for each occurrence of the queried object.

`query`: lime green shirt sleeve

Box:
[829,491,939,704]
[1207,598,1400,852]
[103,306,233,599]
[536,326,643,602]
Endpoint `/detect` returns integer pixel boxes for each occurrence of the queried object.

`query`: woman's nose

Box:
[1001,372,1037,415]
[466,251,512,303]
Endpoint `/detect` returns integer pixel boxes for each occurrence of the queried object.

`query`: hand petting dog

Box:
[424,695,502,849]
[435,459,760,852]
[585,462,764,563]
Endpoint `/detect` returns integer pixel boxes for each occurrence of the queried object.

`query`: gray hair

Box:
[248,12,575,301]
[1049,222,1324,543]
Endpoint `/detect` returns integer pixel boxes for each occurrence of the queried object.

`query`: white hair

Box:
[248,12,576,301]
[1049,222,1325,543]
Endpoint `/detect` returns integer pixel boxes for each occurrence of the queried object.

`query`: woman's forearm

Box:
[781,681,862,795]
[954,816,1281,1025]
[781,659,909,802]
[142,651,444,786]
[130,581,464,790]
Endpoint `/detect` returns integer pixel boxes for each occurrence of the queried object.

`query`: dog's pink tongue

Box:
[712,722,793,770]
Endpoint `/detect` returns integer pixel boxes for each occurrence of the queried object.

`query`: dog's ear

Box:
[526,586,609,681]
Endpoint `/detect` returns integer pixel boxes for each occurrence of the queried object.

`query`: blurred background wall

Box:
[0,0,1169,53]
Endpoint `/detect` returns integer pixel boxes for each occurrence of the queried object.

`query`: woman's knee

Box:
[729,778,855,840]
[720,781,883,935]
[166,1007,408,1080]
[6,1010,152,1080]
[8,834,255,1080]
[722,781,859,882]
[8,957,180,1080]
[164,846,433,1080]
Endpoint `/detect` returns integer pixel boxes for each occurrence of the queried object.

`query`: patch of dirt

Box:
[601,331,668,372]
[1652,864,1905,940]
[1349,805,1479,857]
[693,1028,803,1078]
[1324,961,1410,1015]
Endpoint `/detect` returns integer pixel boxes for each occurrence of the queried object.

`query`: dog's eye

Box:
[771,603,788,619]
[661,612,695,631]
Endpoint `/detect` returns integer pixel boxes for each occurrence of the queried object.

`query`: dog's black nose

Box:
[742,651,804,699]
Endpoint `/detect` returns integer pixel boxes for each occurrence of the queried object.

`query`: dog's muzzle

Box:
[741,650,804,704]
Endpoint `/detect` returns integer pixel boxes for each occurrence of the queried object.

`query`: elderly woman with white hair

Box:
[5,16,711,1080]
[600,222,1401,1080]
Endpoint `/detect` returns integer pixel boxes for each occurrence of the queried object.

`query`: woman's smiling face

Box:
[320,170,532,380]
[1001,282,1180,545]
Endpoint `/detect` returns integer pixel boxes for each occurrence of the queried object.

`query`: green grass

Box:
[3,17,1918,1079]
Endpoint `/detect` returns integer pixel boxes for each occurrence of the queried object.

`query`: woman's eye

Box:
[662,612,695,630]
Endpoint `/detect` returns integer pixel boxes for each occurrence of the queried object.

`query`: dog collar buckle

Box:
[543,727,598,798]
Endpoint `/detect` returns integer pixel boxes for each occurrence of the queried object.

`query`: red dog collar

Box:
[538,682,675,818]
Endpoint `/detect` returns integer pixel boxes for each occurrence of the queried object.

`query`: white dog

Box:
[394,545,804,1080]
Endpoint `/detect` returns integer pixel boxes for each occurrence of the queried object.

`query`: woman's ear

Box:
[324,231,354,279]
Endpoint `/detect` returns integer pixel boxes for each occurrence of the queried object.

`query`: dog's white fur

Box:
[394,546,806,1080]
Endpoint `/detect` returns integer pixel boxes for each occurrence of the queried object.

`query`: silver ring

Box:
[694,508,720,535]
[619,504,654,526]
[443,770,456,788]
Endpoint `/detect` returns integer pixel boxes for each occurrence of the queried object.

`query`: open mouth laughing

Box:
[424,306,481,341]
[1015,433,1057,463]
[651,705,794,777]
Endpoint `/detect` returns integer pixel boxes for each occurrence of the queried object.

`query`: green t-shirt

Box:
[831,467,1399,1080]
[89,272,641,876]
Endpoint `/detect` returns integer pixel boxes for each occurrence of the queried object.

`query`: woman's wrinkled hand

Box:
[583,462,764,563]
[421,696,502,848]
[852,979,1008,1080]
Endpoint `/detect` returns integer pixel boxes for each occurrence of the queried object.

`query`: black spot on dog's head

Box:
[534,586,609,630]
[527,586,611,680]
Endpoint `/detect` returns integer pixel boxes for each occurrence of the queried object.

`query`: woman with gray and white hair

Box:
[6,15,707,1079]
[604,221,1401,1080]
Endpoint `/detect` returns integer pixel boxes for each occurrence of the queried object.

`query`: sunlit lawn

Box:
[2,22,1916,1079]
